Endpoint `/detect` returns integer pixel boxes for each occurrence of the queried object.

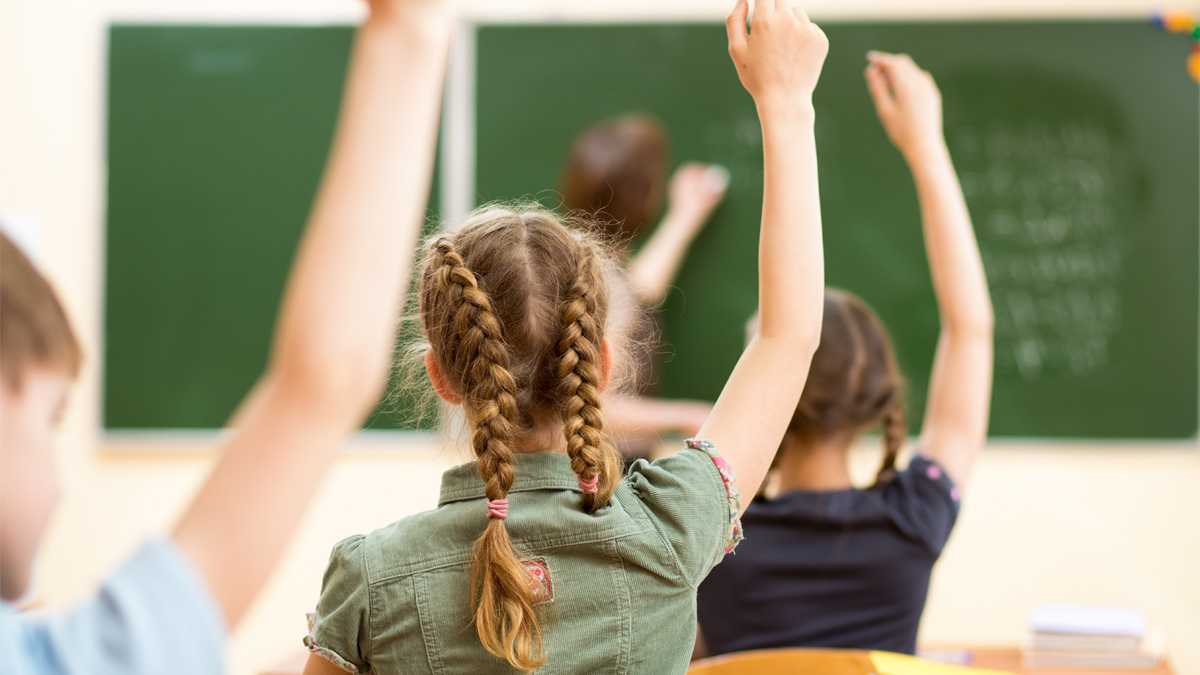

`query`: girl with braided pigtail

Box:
[697,50,994,660]
[305,2,831,672]
[427,239,544,670]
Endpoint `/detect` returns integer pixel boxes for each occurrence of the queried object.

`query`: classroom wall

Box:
[3,0,1197,673]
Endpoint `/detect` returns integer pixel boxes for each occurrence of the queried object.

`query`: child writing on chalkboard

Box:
[696,51,994,657]
[0,0,450,672]
[301,2,829,672]
[561,115,729,450]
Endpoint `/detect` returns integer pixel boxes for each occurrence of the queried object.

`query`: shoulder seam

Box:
[687,448,736,587]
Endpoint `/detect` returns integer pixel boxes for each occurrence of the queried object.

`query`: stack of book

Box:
[1025,604,1165,670]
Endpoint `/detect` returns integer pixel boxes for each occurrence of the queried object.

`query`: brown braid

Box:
[874,401,907,486]
[764,289,907,487]
[427,238,544,671]
[556,245,622,511]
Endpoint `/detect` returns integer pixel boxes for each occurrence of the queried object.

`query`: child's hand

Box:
[667,163,730,233]
[726,0,829,113]
[865,51,944,161]
[363,0,452,30]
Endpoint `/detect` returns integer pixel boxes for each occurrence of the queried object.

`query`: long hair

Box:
[775,289,906,485]
[416,206,624,669]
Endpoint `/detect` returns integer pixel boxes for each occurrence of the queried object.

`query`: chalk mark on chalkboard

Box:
[952,121,1130,382]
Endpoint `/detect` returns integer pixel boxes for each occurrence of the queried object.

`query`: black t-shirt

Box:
[697,455,961,656]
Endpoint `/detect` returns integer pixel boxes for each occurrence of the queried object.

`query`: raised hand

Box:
[363,0,453,29]
[697,0,828,511]
[667,163,730,233]
[625,162,729,305]
[865,51,944,162]
[865,54,993,490]
[726,0,829,112]
[174,0,454,629]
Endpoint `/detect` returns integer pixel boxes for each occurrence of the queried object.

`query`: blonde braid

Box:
[430,238,545,671]
[556,245,621,511]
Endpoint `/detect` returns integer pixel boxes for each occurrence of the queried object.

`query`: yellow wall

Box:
[3,1,1197,673]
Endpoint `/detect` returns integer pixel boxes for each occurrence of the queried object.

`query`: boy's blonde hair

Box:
[0,231,82,390]
[417,205,624,670]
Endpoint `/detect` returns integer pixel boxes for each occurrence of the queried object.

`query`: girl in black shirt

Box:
[697,52,994,657]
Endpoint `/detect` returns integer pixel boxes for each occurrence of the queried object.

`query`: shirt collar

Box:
[439,451,582,506]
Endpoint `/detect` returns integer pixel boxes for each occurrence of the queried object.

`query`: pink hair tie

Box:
[486,498,509,520]
[579,474,599,495]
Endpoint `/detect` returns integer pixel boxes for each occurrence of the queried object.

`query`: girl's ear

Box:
[424,351,463,405]
[598,339,613,392]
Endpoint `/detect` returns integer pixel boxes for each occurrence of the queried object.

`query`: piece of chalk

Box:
[1189,51,1200,83]
[706,165,731,192]
[1151,13,1166,29]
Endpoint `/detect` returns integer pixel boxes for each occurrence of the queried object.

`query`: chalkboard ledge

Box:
[101,429,442,454]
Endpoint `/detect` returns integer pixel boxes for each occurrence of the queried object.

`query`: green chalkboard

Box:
[475,20,1199,439]
[105,25,438,430]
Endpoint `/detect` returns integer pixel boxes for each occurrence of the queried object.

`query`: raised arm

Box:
[865,52,993,490]
[626,163,729,306]
[697,0,828,512]
[172,1,453,628]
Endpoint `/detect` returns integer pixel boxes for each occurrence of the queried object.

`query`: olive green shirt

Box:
[305,445,740,674]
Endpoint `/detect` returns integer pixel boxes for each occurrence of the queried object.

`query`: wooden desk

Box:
[930,645,1175,675]
[688,648,875,674]
[264,646,1175,674]
[689,647,1175,675]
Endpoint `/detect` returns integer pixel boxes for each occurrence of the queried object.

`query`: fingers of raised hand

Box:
[867,50,914,72]
[726,0,750,55]
[864,63,896,115]
[807,21,829,51]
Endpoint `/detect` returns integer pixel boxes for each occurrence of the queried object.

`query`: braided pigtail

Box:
[556,246,621,512]
[429,239,545,671]
[874,400,906,486]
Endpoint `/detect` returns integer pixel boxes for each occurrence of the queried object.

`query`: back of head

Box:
[560,114,668,244]
[416,205,624,670]
[0,231,82,391]
[782,289,906,484]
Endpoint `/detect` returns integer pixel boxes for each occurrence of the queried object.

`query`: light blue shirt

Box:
[0,538,226,675]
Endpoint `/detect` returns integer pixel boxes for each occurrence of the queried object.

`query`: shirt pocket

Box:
[360,576,435,675]
[412,543,634,675]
